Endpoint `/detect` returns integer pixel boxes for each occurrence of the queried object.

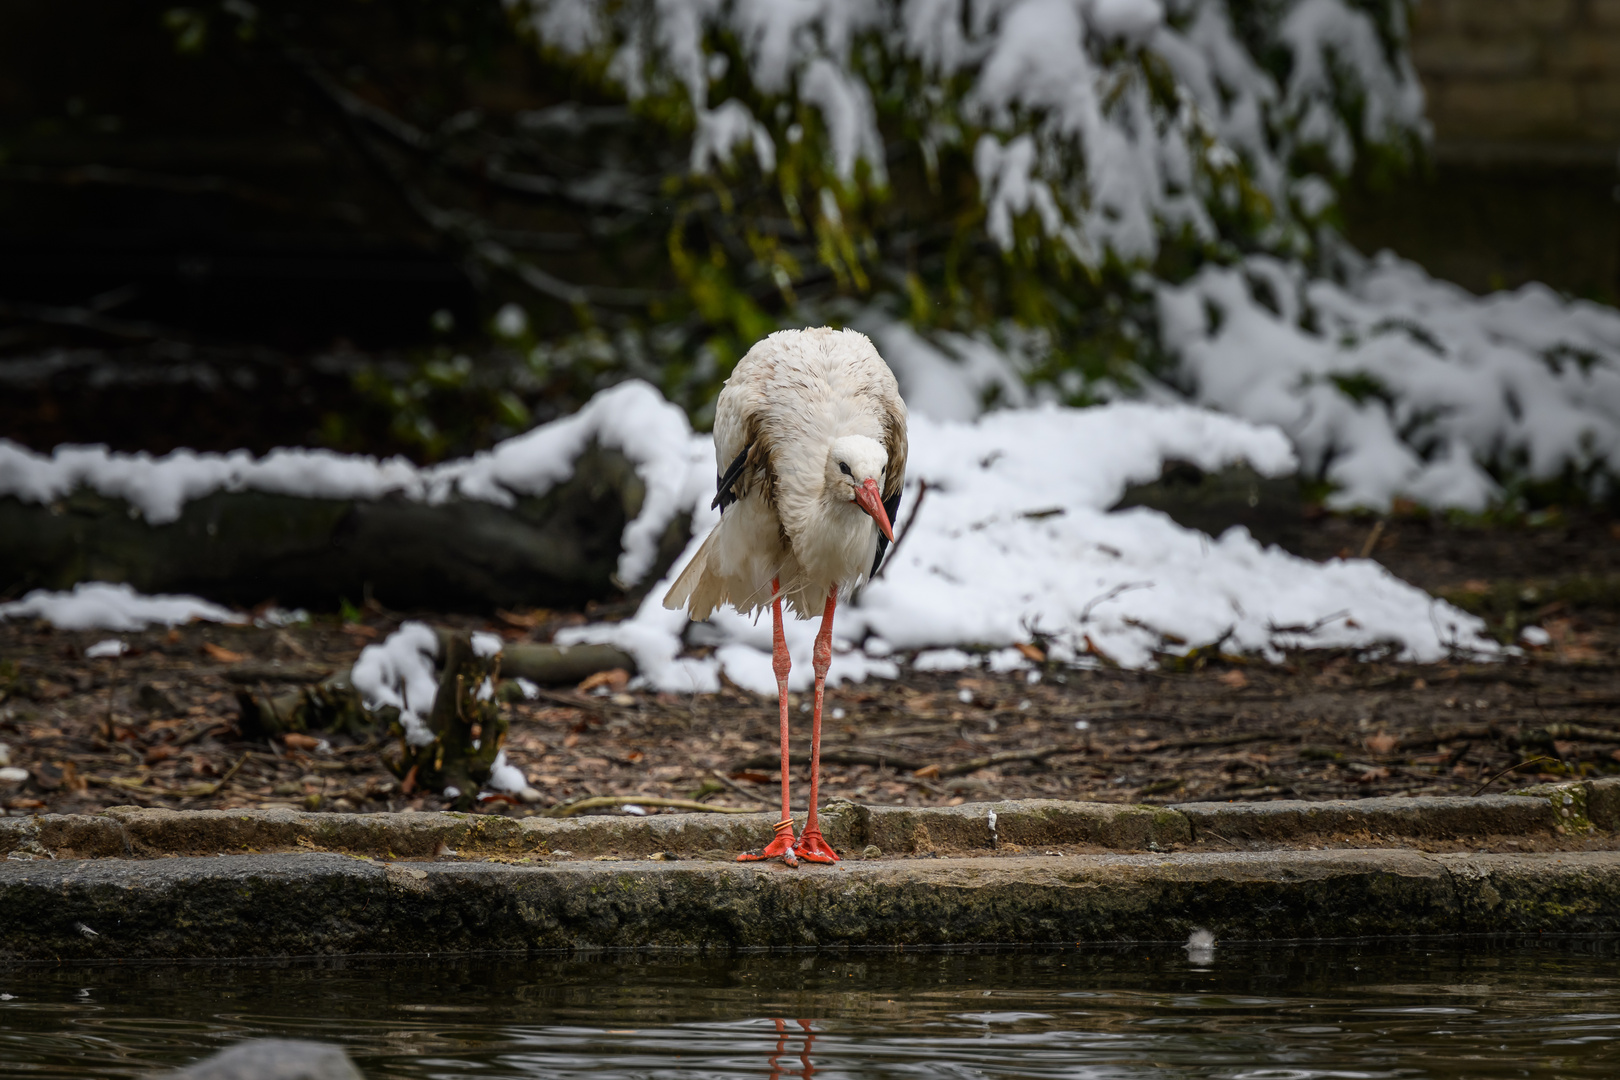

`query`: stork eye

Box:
[838,462,853,476]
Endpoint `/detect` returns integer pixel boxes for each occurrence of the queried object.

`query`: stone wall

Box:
[1343,1,1620,300]
[1413,0,1620,158]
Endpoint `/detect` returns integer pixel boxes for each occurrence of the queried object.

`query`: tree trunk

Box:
[387,631,508,810]
[0,443,690,611]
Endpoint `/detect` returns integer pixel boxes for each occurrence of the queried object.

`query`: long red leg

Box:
[794,585,840,864]
[738,577,798,866]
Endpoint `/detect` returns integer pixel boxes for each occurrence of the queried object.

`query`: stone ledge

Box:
[3,849,1618,960]
[1169,793,1554,843]
[2,781,1616,863]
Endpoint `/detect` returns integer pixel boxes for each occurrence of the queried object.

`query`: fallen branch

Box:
[542,795,759,818]
[223,663,334,685]
[1136,730,1289,752]
[1517,723,1620,745]
[708,770,770,807]
[497,642,638,687]
[935,743,1087,778]
[2,443,684,611]
[737,749,924,772]
[87,752,246,799]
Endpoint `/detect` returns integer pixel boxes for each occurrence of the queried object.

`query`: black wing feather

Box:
[869,489,903,576]
[712,445,750,511]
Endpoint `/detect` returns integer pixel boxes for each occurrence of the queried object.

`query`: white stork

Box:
[664,327,907,865]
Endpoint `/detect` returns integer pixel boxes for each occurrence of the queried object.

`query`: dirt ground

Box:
[2,510,1618,820]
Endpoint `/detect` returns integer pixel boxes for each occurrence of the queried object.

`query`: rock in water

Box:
[153,1039,364,1080]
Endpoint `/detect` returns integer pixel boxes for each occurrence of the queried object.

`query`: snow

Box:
[486,749,529,793]
[565,384,1494,693]
[0,582,243,631]
[84,639,128,659]
[349,624,531,793]
[509,0,1424,264]
[690,99,776,174]
[493,303,529,338]
[350,621,441,746]
[0,380,702,589]
[913,648,978,673]
[1159,251,1620,510]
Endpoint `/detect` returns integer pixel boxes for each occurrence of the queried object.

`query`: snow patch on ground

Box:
[0,582,243,631]
[2,379,1498,686]
[566,391,1494,692]
[486,750,529,793]
[1159,251,1620,510]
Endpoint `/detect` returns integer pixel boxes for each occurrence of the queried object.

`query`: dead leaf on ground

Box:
[577,668,630,694]
[60,761,88,793]
[1015,642,1046,663]
[1355,766,1390,783]
[341,623,379,638]
[912,763,942,779]
[283,732,323,751]
[496,608,547,629]
[1216,669,1249,690]
[202,642,246,663]
[1365,733,1400,755]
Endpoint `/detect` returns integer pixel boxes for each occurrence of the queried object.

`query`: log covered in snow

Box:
[0,443,690,611]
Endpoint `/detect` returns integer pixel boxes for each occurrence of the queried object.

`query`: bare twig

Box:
[1079,581,1153,624]
[542,795,758,818]
[1471,757,1557,797]
[1358,518,1387,560]
[936,743,1087,778]
[737,749,923,772]
[708,770,771,807]
[872,479,929,580]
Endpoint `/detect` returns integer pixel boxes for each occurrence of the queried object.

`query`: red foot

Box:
[793,828,840,864]
[738,822,799,867]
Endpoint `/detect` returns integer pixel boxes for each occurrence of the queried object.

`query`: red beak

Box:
[853,478,894,542]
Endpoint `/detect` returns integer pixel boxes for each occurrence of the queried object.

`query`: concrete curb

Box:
[3,784,1616,958]
[3,780,1615,863]
[3,849,1619,960]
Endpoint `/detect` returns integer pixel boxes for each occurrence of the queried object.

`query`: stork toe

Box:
[737,820,800,866]
[792,829,840,864]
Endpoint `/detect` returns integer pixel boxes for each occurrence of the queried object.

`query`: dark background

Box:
[2,0,1616,459]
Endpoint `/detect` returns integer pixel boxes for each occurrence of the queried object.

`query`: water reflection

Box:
[767,1018,816,1080]
[1,941,1618,1077]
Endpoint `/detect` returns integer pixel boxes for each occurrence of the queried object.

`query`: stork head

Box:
[826,435,894,542]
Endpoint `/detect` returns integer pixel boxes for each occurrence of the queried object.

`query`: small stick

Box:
[708,770,770,808]
[871,479,928,580]
[1471,756,1556,797]
[1358,518,1387,560]
[542,795,760,818]
[205,752,250,796]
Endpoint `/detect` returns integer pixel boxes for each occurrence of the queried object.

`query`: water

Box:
[3,941,1619,1078]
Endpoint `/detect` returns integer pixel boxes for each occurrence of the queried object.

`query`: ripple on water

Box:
[1,942,1619,1078]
